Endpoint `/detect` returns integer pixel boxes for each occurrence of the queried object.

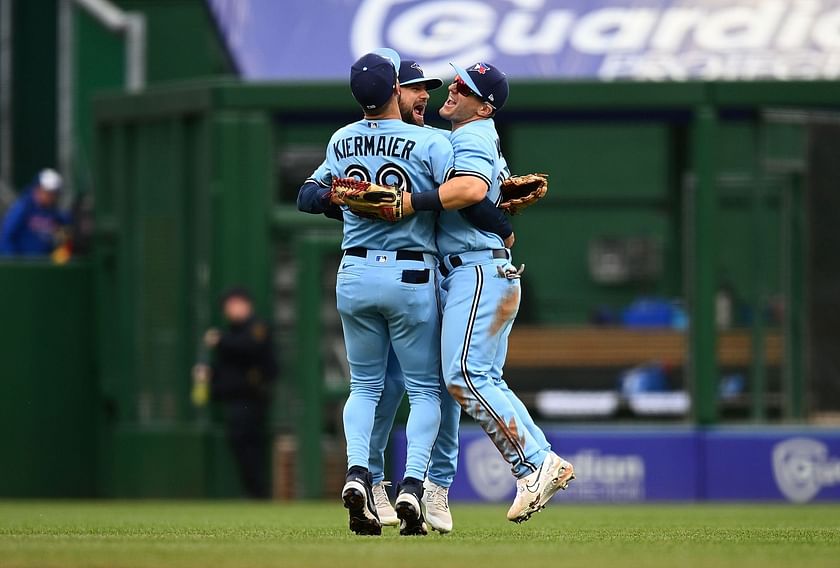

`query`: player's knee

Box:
[446,382,470,411]
[349,378,384,399]
[405,385,441,406]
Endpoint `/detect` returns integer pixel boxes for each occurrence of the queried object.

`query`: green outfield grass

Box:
[1,501,838,568]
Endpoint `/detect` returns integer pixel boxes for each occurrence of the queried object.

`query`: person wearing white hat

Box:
[0,168,72,256]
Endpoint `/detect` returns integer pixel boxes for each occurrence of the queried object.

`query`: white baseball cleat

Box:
[507,452,575,523]
[422,479,453,533]
[372,481,399,527]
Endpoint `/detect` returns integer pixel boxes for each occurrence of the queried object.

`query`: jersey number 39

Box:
[344,163,412,193]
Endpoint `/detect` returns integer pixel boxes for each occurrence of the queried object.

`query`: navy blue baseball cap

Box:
[399,60,443,90]
[350,49,400,110]
[450,61,509,110]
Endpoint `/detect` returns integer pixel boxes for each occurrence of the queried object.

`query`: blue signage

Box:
[207,0,840,81]
[703,430,840,502]
[390,426,840,502]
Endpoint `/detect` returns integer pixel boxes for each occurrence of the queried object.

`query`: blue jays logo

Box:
[472,63,490,75]
[411,62,422,72]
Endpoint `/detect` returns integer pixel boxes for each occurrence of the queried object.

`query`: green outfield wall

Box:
[1,1,837,498]
[80,79,833,497]
[0,262,96,496]
[0,76,832,497]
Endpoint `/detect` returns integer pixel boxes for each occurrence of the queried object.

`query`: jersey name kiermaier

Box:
[436,118,510,256]
[306,126,448,185]
[325,118,453,254]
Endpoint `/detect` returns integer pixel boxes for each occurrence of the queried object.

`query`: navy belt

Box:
[344,247,426,262]
[440,249,509,277]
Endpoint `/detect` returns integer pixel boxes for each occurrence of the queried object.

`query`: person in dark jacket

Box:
[202,287,277,499]
[0,169,72,257]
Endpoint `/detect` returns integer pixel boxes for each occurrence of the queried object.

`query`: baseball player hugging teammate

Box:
[307,48,452,537]
[299,56,487,535]
[298,49,569,536]
[415,61,572,524]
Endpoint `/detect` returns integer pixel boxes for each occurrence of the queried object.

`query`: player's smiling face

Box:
[398,84,430,126]
[440,77,485,124]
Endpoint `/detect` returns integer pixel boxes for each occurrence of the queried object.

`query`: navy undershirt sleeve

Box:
[297,180,343,220]
[459,197,513,240]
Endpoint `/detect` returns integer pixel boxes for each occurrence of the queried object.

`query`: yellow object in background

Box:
[191,364,211,407]
[51,244,71,265]
[191,381,209,407]
[51,228,72,264]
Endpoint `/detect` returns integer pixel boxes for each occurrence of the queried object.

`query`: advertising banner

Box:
[390,427,701,502]
[207,0,840,81]
[389,427,840,502]
[703,430,840,502]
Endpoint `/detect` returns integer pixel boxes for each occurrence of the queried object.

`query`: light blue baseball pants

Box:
[337,249,442,481]
[368,347,461,488]
[439,250,550,479]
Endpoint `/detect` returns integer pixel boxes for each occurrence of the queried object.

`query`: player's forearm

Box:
[459,197,513,240]
[297,181,332,214]
[439,176,488,208]
[404,175,488,215]
[298,180,344,220]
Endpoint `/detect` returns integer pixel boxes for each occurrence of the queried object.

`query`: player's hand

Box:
[203,328,221,348]
[401,191,415,217]
[504,232,515,249]
[329,191,346,205]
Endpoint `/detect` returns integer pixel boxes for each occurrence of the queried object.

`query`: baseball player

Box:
[314,50,452,536]
[398,62,575,523]
[299,58,515,533]
[361,60,461,533]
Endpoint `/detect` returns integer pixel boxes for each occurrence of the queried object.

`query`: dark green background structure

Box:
[4,78,828,498]
[0,0,834,500]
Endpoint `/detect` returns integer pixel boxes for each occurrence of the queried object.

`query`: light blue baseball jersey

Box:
[325,118,453,253]
[436,118,510,256]
[307,159,330,186]
[309,124,449,187]
[425,124,450,138]
[307,123,448,188]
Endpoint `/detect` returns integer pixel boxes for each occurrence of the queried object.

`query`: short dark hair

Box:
[362,98,391,116]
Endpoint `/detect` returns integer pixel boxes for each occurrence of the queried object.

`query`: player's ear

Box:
[477,102,494,118]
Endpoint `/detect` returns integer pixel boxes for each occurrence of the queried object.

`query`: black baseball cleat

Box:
[394,477,428,536]
[342,466,381,536]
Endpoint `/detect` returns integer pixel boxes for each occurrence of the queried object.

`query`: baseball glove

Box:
[499,173,548,215]
[331,177,403,222]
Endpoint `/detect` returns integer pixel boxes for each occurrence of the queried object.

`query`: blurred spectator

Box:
[193,287,277,499]
[0,169,72,259]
